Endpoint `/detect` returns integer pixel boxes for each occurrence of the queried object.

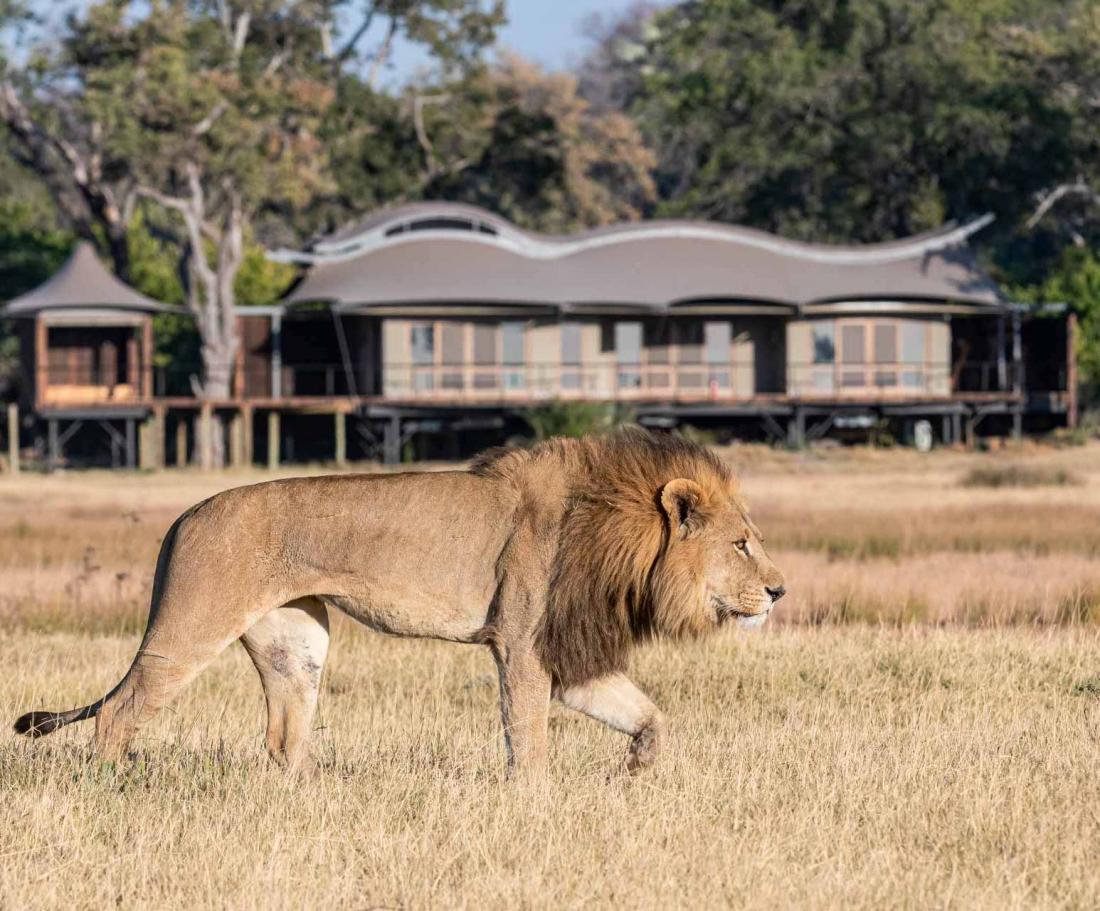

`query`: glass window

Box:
[812,321,836,364]
[874,323,897,364]
[615,321,642,364]
[501,322,525,365]
[473,324,497,365]
[411,325,434,365]
[840,324,866,365]
[900,322,925,363]
[561,322,581,365]
[441,323,464,366]
[705,321,732,364]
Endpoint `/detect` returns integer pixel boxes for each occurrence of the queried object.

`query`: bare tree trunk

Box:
[139,167,243,469]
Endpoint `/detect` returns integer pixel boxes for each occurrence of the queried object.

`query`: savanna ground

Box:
[1,441,1099,909]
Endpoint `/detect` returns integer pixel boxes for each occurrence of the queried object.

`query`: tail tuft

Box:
[13,711,65,738]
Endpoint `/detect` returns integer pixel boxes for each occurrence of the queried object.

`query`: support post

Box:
[229,409,244,468]
[1067,312,1078,429]
[1012,409,1023,441]
[383,415,400,465]
[34,316,47,411]
[271,312,283,399]
[941,414,951,446]
[199,403,214,470]
[47,418,59,472]
[267,410,280,470]
[6,403,18,474]
[142,318,154,399]
[125,418,136,469]
[334,411,347,467]
[951,412,962,447]
[787,407,805,449]
[139,409,164,470]
[175,417,188,468]
[996,314,1007,391]
[241,405,254,467]
[1011,310,1023,395]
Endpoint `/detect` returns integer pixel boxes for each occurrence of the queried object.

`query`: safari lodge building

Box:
[1,203,1076,468]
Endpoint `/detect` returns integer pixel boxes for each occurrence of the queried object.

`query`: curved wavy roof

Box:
[273,202,1003,311]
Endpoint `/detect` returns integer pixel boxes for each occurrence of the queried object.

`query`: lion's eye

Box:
[735,539,750,556]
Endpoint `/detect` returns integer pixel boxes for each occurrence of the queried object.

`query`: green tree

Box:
[418,56,657,232]
[1037,250,1100,391]
[0,0,501,462]
[613,0,1097,279]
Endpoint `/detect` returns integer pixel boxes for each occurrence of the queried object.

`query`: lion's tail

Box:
[13,684,120,738]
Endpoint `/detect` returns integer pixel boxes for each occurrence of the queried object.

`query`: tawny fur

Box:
[475,429,747,687]
[15,428,785,774]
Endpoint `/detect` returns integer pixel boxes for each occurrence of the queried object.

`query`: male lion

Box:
[14,429,785,774]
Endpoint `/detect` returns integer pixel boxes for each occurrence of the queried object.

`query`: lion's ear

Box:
[660,478,708,539]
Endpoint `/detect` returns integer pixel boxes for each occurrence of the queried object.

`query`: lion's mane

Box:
[472,428,740,687]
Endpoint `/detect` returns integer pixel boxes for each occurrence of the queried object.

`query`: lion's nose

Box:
[767,585,786,603]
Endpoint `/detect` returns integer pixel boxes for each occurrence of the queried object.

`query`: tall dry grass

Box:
[2,444,1099,908]
[4,443,1100,632]
[2,626,1098,909]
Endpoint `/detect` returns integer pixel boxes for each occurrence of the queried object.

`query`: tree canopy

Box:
[3,0,1100,393]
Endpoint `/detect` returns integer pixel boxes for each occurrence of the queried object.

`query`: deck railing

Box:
[380,362,759,401]
[135,358,1026,403]
[154,363,352,399]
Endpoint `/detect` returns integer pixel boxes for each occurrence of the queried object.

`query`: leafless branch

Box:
[366,19,397,88]
[193,101,230,138]
[215,0,232,36]
[262,51,289,80]
[135,184,193,217]
[1026,179,1100,230]
[232,11,251,60]
[336,4,377,64]
[413,93,452,176]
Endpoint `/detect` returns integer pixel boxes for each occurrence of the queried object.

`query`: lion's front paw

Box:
[625,719,664,773]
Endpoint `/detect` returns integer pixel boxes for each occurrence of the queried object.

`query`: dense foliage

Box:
[2,0,1100,392]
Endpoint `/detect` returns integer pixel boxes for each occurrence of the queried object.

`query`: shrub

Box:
[521,401,631,440]
[961,463,1082,488]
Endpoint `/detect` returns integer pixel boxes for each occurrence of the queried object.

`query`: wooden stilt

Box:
[6,403,18,474]
[241,405,254,467]
[334,411,347,467]
[199,403,214,470]
[267,411,280,470]
[175,417,188,468]
[125,418,136,469]
[47,419,59,472]
[229,409,244,468]
[383,415,400,465]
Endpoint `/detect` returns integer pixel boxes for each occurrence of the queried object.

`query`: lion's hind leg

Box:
[241,598,330,773]
[94,648,218,762]
[555,673,665,773]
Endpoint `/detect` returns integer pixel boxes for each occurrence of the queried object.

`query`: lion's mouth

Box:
[712,594,749,622]
[712,594,770,626]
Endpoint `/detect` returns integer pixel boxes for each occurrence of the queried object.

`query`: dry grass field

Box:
[2,441,1099,909]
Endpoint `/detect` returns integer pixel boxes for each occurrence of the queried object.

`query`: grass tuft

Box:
[961,463,1082,489]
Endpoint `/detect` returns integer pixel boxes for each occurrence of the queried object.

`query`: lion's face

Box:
[659,479,786,631]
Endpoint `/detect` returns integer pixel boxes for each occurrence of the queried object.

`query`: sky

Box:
[383,0,647,84]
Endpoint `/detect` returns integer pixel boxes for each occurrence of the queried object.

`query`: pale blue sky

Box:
[384,0,648,84]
